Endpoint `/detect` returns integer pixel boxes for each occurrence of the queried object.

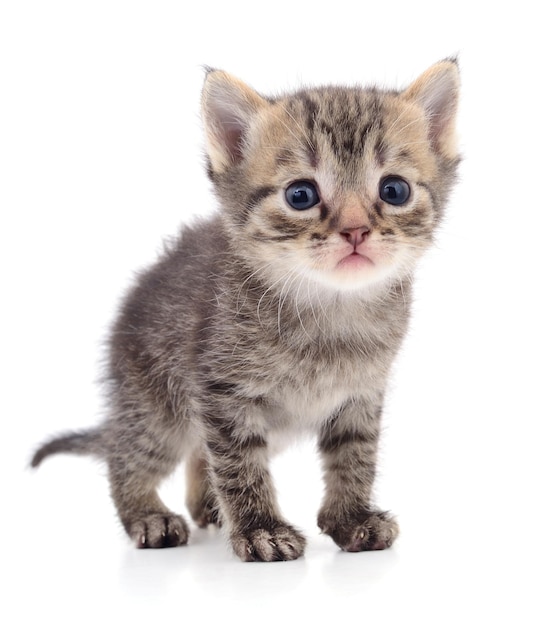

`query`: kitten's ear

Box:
[201,70,267,174]
[403,59,460,159]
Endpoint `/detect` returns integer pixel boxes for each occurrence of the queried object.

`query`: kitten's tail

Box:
[30,428,104,468]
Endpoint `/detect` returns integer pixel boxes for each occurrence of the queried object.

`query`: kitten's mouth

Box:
[336,251,374,270]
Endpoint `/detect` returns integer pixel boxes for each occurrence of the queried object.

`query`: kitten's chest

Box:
[217,282,407,438]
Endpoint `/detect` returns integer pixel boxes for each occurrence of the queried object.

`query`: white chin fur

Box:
[264,264,406,302]
[310,265,399,293]
[260,251,417,300]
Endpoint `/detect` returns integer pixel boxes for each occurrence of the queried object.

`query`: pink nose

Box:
[340,226,370,247]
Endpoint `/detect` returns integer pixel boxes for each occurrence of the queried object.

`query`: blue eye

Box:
[285,181,320,210]
[379,176,411,206]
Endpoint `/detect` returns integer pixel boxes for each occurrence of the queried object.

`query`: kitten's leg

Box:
[106,415,190,549]
[203,409,306,562]
[185,448,220,527]
[317,398,398,552]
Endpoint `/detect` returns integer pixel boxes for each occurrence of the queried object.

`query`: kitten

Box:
[32,60,460,562]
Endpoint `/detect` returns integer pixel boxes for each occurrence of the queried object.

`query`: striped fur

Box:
[32,60,460,561]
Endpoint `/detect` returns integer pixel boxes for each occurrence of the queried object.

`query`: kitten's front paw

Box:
[230,522,306,562]
[318,509,398,552]
[128,513,190,548]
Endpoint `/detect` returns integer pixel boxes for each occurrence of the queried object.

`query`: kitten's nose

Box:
[340,226,370,248]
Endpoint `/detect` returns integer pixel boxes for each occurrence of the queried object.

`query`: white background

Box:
[2,1,543,624]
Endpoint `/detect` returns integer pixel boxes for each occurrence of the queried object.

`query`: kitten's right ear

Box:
[201,70,267,174]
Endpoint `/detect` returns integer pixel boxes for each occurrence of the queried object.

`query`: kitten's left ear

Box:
[403,59,460,159]
[201,69,267,174]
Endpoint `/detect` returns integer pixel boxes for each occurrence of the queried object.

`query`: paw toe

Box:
[319,510,398,552]
[129,514,189,549]
[231,523,306,562]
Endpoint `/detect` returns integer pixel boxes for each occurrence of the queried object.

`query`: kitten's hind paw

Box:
[128,513,190,549]
[230,523,306,562]
[187,496,221,528]
[318,509,398,552]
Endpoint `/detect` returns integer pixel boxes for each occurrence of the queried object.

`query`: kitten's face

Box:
[203,63,459,294]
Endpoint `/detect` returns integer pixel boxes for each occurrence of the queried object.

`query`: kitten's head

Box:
[201,61,460,293]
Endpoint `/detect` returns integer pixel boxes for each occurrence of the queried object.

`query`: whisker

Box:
[269,104,314,156]
[277,102,316,153]
[234,252,295,313]
[293,273,314,343]
[277,268,300,337]
[305,272,326,336]
[256,264,298,327]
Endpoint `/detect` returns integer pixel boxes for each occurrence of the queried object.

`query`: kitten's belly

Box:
[265,384,353,452]
[260,349,387,452]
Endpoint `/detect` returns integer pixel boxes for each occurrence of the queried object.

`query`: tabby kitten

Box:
[32,60,460,562]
